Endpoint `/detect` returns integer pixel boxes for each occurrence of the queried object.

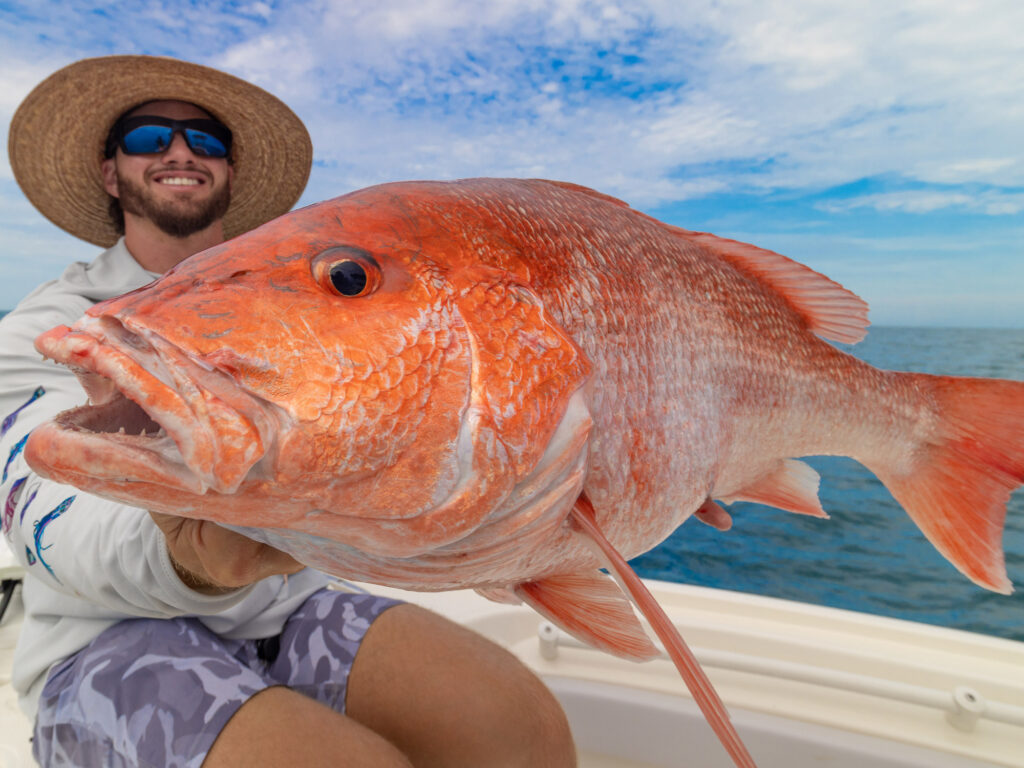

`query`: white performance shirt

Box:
[0,239,330,719]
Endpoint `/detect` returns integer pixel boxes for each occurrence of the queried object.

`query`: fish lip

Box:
[32,317,268,495]
[30,404,206,495]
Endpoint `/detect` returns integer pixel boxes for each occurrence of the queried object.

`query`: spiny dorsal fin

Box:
[514,571,658,660]
[681,229,869,344]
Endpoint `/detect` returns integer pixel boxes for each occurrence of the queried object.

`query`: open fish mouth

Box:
[28,316,273,496]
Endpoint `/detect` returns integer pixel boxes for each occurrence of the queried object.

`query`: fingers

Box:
[149,511,304,593]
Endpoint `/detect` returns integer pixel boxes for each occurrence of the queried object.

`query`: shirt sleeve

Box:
[1,297,251,617]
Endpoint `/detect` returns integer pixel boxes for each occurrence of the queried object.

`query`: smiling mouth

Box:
[157,177,202,186]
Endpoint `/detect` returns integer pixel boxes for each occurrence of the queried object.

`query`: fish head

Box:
[26,182,593,567]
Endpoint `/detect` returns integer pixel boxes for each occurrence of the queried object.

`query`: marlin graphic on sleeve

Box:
[32,495,75,582]
[1,386,45,438]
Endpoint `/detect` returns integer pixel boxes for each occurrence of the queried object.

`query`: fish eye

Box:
[330,260,368,296]
[312,247,381,298]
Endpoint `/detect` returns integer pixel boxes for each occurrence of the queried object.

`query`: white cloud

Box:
[819,190,1024,216]
[242,0,1024,207]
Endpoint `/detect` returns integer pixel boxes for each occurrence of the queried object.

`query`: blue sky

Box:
[1,0,1022,326]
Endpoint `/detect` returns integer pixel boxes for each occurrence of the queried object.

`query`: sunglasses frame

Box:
[112,115,233,159]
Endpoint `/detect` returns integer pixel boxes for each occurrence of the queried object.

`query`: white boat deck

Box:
[2,572,1023,768]
[356,580,1024,768]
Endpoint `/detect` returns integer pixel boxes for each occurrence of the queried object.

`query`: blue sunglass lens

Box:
[183,129,228,158]
[122,125,174,154]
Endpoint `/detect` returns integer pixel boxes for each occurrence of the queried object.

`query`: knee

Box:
[347,604,576,767]
[421,625,576,766]
[495,671,577,767]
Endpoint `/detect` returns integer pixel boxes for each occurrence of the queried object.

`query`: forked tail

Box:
[570,494,759,768]
[869,374,1024,593]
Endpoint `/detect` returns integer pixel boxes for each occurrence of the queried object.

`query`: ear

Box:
[451,264,592,479]
[101,157,119,198]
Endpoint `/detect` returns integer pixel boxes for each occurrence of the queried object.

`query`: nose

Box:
[160,131,197,162]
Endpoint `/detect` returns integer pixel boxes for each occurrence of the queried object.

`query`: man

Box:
[1,56,575,768]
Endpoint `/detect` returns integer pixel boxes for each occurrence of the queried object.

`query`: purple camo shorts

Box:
[32,588,401,768]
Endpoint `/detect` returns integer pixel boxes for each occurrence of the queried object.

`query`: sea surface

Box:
[631,326,1024,643]
[3,311,1022,641]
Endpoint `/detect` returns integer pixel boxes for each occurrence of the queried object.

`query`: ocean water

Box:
[3,310,1022,641]
[631,326,1024,643]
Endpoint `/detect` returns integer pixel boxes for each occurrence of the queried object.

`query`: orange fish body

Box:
[25,179,1024,768]
[28,177,1020,590]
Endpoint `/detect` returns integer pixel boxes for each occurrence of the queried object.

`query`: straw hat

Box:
[8,55,313,247]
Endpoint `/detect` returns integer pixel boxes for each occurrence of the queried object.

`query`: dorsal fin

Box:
[530,178,868,344]
[681,229,869,344]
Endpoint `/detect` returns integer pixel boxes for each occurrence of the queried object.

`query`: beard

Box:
[116,170,231,238]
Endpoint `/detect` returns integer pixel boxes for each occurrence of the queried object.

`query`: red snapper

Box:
[26,179,1024,767]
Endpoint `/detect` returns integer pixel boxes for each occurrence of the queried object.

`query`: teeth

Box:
[159,177,200,186]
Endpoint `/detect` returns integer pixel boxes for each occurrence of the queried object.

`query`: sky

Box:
[1,0,1022,327]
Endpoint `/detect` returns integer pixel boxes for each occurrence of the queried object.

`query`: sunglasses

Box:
[110,115,233,159]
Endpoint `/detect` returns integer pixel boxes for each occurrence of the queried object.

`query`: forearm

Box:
[4,469,252,615]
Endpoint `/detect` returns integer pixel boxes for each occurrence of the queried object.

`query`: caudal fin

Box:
[872,374,1024,594]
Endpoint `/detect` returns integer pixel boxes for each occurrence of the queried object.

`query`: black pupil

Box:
[329,261,368,296]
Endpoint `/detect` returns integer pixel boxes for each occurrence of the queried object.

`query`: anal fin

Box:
[719,458,827,518]
[515,572,658,660]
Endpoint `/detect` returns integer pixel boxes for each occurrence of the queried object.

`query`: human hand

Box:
[150,511,305,594]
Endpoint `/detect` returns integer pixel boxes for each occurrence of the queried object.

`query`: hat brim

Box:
[8,55,312,247]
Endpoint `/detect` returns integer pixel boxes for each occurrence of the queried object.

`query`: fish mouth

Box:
[27,316,273,496]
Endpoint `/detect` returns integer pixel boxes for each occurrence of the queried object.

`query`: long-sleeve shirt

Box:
[0,238,330,719]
